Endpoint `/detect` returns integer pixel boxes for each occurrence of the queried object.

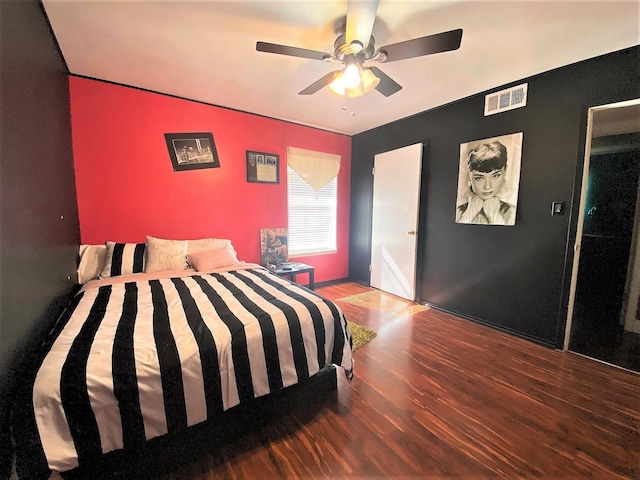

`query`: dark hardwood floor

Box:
[160,281,639,479]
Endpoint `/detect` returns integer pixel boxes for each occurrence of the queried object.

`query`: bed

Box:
[11,238,353,479]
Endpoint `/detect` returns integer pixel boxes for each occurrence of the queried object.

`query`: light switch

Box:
[551,201,565,216]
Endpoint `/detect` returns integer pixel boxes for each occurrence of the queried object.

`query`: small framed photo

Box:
[164,132,220,171]
[247,150,279,184]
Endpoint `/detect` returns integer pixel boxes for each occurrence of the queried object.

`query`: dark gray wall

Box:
[0,1,79,476]
[350,46,640,348]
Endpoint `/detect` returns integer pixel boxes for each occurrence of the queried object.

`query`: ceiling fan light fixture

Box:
[342,63,361,89]
[330,64,376,97]
[329,73,347,95]
[361,68,380,92]
[349,39,364,54]
[346,83,365,98]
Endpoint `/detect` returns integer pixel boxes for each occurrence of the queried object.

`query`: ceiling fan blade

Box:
[379,28,463,63]
[346,0,379,48]
[370,67,402,97]
[299,71,340,95]
[256,41,331,61]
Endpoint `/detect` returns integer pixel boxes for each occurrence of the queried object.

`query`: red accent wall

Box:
[70,77,351,282]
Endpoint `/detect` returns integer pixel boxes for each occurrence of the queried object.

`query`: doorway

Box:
[565,100,640,372]
[370,143,423,301]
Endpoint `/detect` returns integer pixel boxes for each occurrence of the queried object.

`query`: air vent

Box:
[484,83,528,116]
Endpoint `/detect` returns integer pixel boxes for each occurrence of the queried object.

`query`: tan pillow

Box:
[144,236,188,273]
[187,247,239,272]
[77,244,107,284]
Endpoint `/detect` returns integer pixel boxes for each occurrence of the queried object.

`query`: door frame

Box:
[622,173,640,334]
[563,99,640,350]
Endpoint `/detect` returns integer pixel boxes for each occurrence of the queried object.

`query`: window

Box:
[287,165,337,256]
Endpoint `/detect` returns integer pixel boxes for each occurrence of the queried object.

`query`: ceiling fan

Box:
[256,0,462,98]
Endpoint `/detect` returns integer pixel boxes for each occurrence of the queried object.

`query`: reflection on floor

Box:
[337,289,428,316]
[393,303,430,316]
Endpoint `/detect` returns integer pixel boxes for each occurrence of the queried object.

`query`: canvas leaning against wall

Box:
[260,228,288,267]
[455,132,523,226]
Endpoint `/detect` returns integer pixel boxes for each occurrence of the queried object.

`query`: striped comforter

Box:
[25,266,353,474]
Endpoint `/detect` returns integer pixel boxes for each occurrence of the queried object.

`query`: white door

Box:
[371,143,423,300]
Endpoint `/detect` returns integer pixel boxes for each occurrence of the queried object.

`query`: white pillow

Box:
[77,244,107,284]
[187,238,237,256]
[144,236,189,273]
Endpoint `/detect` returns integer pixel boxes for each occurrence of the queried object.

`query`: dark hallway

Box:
[569,120,640,373]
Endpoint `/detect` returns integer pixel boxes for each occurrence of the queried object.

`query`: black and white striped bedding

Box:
[22,266,353,475]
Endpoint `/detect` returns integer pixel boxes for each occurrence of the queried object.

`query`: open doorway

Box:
[565,100,640,372]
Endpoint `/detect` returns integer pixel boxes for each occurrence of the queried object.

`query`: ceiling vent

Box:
[484,83,528,116]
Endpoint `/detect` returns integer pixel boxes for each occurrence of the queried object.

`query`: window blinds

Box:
[287,166,337,256]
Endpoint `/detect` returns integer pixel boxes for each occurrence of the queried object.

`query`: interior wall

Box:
[350,46,640,348]
[70,77,351,283]
[0,1,80,477]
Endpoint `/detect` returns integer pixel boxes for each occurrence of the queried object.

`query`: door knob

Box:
[407,230,416,235]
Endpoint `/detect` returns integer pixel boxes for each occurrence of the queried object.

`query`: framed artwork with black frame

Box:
[455,132,523,226]
[247,150,279,184]
[164,132,220,171]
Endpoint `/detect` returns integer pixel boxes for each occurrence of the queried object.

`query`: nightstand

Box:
[272,262,314,290]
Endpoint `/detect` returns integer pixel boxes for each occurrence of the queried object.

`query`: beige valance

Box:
[286,147,341,191]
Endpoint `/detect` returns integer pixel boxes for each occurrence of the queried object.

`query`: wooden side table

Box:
[272,262,315,290]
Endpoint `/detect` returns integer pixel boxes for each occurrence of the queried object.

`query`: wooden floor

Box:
[160,281,640,480]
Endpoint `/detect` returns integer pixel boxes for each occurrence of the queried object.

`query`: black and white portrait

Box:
[455,132,523,226]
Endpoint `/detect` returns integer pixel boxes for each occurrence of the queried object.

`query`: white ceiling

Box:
[592,103,640,137]
[42,0,640,136]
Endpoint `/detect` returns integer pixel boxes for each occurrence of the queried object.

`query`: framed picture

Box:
[260,228,288,267]
[247,150,279,184]
[164,132,220,171]
[455,132,523,226]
